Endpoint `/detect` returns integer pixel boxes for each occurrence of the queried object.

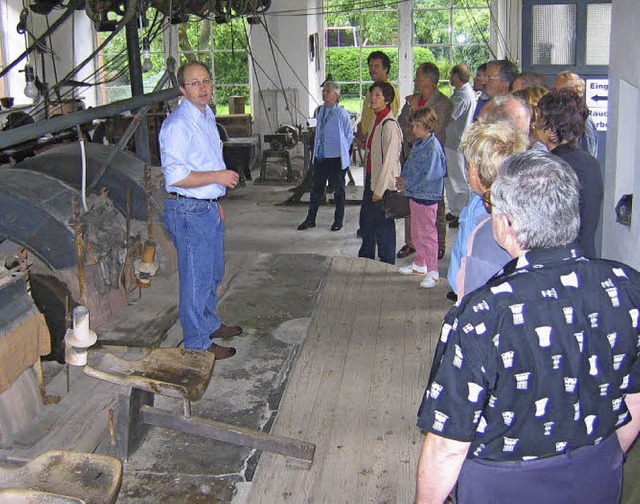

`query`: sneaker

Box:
[420,271,440,289]
[399,263,428,276]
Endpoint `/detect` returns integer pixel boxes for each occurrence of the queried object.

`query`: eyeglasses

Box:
[482,190,493,214]
[371,91,384,98]
[475,75,488,81]
[487,76,502,81]
[184,79,213,88]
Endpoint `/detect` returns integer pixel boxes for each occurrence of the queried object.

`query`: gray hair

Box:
[487,59,519,86]
[479,94,531,135]
[323,80,341,97]
[418,62,440,85]
[491,150,580,250]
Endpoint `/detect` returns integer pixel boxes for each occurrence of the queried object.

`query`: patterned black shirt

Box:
[417,244,640,461]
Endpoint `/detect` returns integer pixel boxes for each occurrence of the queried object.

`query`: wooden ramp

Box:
[248,256,451,503]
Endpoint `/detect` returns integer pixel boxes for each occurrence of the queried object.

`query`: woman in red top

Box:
[358,81,403,264]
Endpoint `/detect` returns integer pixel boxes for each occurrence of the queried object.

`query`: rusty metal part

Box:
[144,164,154,238]
[0,88,179,151]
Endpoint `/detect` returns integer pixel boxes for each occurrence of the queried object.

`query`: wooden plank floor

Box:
[248,256,451,503]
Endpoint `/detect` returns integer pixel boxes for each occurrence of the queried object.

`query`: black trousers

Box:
[305,157,345,225]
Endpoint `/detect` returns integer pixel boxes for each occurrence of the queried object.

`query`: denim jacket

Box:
[400,134,446,201]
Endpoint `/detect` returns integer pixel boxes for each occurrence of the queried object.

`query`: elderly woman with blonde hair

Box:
[447,121,528,297]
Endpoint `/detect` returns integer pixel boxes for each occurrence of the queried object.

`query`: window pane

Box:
[214,52,249,85]
[451,45,491,69]
[531,4,576,65]
[452,7,489,45]
[213,19,246,50]
[586,4,611,65]
[414,9,450,45]
[414,0,451,7]
[361,11,398,46]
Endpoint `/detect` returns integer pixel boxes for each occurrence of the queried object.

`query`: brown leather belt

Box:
[166,192,218,202]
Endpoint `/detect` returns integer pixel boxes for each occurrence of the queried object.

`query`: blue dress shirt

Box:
[159,99,227,200]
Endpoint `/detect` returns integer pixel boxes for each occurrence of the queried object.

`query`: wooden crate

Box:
[217,114,252,137]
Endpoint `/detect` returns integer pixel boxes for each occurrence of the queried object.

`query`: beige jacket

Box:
[367,113,403,198]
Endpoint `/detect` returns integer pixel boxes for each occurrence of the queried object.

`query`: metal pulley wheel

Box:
[274,124,299,150]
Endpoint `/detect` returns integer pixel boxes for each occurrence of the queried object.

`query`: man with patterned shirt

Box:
[415,150,640,504]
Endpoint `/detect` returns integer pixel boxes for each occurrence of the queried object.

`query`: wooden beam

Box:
[140,405,315,469]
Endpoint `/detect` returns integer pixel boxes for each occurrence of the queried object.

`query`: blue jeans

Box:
[306,157,345,225]
[164,197,224,350]
[358,174,396,265]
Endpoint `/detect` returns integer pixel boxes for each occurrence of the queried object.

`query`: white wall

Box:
[249,0,323,135]
[1,0,32,105]
[601,0,640,269]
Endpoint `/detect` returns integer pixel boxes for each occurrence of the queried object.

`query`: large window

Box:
[413,0,491,82]
[97,9,166,104]
[325,0,491,113]
[96,12,251,113]
[178,18,251,114]
[325,1,399,113]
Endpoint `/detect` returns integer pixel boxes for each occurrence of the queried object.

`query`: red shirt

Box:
[418,95,427,108]
[366,107,391,174]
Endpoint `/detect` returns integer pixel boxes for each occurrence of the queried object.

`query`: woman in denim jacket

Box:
[396,107,446,288]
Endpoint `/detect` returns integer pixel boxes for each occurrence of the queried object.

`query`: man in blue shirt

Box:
[298,80,354,231]
[159,61,241,359]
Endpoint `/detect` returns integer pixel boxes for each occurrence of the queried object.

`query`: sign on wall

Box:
[585,78,609,131]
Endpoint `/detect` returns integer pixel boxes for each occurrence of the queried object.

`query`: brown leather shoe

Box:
[206,344,236,359]
[209,324,243,339]
[397,244,416,259]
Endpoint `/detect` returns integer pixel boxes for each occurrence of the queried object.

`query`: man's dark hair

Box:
[369,80,395,105]
[537,89,589,148]
[367,51,391,73]
[418,62,440,85]
[177,60,211,87]
[487,60,519,88]
[477,63,487,73]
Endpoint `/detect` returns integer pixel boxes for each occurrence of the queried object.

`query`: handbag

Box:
[382,190,411,219]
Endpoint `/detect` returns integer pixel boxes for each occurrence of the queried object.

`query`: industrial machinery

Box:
[0,0,273,360]
[256,124,300,183]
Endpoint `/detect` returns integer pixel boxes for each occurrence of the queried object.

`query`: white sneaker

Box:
[399,263,428,276]
[420,271,440,288]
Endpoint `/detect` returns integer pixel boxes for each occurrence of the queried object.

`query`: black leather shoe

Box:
[210,324,243,339]
[206,344,236,359]
[331,223,342,231]
[448,217,459,228]
[297,220,316,231]
[438,247,445,260]
[397,244,416,259]
[445,212,457,222]
[446,290,458,302]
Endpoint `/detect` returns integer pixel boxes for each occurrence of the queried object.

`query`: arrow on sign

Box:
[592,94,608,102]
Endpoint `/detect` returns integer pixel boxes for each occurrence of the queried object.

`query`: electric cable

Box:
[244,23,274,132]
[253,16,320,109]
[259,10,296,124]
